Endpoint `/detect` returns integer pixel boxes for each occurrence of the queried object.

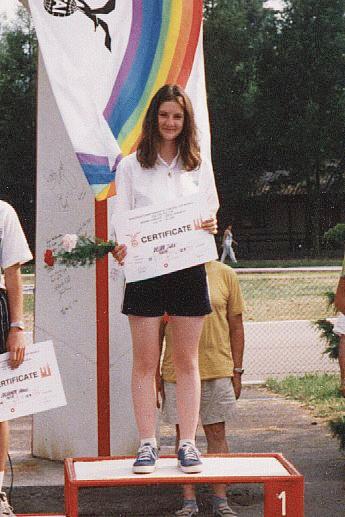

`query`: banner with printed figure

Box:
[28,0,210,201]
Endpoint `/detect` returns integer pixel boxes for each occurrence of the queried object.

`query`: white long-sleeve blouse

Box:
[112,151,219,218]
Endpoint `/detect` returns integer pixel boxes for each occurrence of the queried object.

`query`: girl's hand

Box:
[201,216,218,235]
[111,243,127,265]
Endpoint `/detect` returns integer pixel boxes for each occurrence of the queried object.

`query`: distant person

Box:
[334,272,345,396]
[220,225,237,263]
[159,260,245,517]
[0,201,32,517]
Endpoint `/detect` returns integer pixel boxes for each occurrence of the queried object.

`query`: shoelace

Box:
[181,444,200,461]
[137,444,156,461]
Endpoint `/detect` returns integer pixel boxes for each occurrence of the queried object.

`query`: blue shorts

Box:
[122,264,211,317]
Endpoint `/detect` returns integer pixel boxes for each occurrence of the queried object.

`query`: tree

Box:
[256,0,345,253]
[0,7,37,250]
[203,1,274,223]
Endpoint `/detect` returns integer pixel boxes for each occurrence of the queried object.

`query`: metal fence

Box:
[236,267,341,382]
[23,268,342,382]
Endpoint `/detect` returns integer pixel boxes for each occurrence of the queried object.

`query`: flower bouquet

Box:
[44,234,115,268]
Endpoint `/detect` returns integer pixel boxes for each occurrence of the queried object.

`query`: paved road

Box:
[5,386,344,516]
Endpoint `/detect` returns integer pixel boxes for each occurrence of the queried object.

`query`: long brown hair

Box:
[136,84,201,171]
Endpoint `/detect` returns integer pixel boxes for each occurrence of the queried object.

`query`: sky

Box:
[0,1,285,21]
[0,0,21,21]
[264,0,284,8]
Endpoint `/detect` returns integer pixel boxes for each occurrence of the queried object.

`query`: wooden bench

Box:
[64,453,304,516]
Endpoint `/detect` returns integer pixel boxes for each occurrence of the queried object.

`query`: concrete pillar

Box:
[33,55,138,459]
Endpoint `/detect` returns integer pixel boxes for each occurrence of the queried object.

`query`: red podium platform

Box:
[64,453,304,517]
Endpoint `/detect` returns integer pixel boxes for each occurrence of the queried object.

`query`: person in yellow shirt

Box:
[159,260,245,517]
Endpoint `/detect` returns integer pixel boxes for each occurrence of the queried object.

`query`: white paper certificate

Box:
[0,341,66,421]
[114,194,218,282]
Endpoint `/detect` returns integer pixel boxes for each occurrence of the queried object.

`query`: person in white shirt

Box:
[220,225,237,263]
[112,84,219,475]
[0,201,32,517]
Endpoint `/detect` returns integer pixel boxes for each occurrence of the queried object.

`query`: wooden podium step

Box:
[64,453,304,517]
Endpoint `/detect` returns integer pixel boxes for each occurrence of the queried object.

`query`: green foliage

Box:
[255,0,345,253]
[0,7,37,250]
[48,237,115,268]
[314,289,339,359]
[329,416,345,450]
[203,1,345,253]
[324,224,345,247]
[314,319,339,359]
[266,373,345,418]
[204,0,270,198]
[324,291,336,309]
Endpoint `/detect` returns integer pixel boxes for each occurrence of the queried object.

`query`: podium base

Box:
[64,453,304,517]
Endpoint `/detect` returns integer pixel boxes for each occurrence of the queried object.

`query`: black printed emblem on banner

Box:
[43,0,116,51]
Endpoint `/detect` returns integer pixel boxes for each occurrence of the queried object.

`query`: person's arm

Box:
[199,158,219,217]
[335,277,345,314]
[111,158,133,264]
[4,264,26,368]
[228,310,245,399]
[156,317,167,408]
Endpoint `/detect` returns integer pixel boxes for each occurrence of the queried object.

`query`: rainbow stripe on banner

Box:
[91,0,203,201]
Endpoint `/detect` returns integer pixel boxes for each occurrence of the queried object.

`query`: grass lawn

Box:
[239,271,339,321]
[24,294,34,330]
[22,275,35,285]
[232,258,342,268]
[266,373,345,420]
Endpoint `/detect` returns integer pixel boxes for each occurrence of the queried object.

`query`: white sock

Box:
[140,437,157,448]
[0,471,4,491]
[179,439,195,449]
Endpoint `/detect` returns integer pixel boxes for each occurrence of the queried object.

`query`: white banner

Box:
[0,341,66,421]
[28,1,210,201]
[113,194,218,282]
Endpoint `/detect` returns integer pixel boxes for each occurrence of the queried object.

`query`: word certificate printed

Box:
[114,194,218,282]
[0,341,66,421]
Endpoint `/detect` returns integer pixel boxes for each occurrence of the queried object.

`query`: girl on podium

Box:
[112,84,219,474]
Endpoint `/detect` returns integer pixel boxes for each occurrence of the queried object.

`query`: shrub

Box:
[324,224,345,247]
[329,417,345,450]
[314,291,339,360]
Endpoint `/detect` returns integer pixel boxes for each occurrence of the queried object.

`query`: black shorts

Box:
[122,264,211,317]
[0,289,9,354]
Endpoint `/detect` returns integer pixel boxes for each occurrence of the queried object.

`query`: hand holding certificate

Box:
[0,341,66,421]
[112,193,218,283]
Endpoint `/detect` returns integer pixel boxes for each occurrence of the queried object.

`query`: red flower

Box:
[44,249,55,267]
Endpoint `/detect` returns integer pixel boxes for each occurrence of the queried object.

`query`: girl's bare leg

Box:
[170,316,204,440]
[339,335,345,396]
[128,316,162,438]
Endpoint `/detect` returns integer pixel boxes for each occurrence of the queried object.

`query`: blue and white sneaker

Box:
[132,443,158,474]
[175,501,199,516]
[177,442,202,473]
[213,502,238,516]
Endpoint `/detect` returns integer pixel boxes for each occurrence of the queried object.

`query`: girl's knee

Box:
[133,356,158,375]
